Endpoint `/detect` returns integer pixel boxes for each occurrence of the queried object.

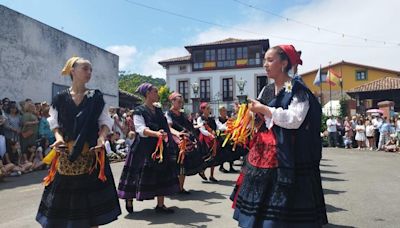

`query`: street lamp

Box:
[236,78,247,95]
[191,82,199,98]
[236,78,247,104]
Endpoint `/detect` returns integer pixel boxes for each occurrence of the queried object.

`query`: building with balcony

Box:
[159,38,269,114]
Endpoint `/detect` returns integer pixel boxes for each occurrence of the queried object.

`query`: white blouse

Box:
[197,116,212,137]
[264,93,310,130]
[47,105,113,131]
[133,114,148,138]
[216,118,228,131]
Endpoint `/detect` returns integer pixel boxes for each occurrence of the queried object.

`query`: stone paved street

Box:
[0,148,399,228]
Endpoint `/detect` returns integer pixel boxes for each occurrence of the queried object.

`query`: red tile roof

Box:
[347,77,400,93]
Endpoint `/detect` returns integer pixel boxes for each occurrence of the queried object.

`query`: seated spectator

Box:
[343,132,353,149]
[0,156,20,179]
[383,134,398,152]
[37,137,51,156]
[113,132,127,159]
[4,140,32,173]
[104,132,122,161]
[27,143,45,170]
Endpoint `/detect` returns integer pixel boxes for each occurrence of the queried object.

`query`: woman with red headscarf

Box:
[196,102,219,182]
[165,92,206,194]
[231,45,327,227]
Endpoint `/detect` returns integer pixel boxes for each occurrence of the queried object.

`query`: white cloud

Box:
[106,45,138,71]
[139,47,188,78]
[188,0,400,73]
[136,0,400,79]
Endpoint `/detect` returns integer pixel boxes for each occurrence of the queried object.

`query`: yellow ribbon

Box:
[61,56,80,76]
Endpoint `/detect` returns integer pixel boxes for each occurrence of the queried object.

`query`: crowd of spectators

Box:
[325,114,400,152]
[0,97,136,180]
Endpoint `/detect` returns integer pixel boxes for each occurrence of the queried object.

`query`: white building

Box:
[159,38,270,114]
[0,5,119,106]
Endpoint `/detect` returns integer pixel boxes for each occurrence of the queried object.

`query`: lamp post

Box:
[236,78,247,103]
[191,82,199,98]
[191,82,200,113]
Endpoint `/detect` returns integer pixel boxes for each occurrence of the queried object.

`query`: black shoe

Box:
[155,205,174,214]
[219,167,229,173]
[179,189,191,195]
[199,172,208,181]
[125,200,134,214]
[209,176,219,182]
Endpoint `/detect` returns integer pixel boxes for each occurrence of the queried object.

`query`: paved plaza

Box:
[0,148,399,228]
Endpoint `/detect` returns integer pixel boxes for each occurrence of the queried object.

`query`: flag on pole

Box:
[313,67,322,86]
[326,69,341,86]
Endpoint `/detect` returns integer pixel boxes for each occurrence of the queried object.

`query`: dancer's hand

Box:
[248,99,272,118]
[51,139,66,153]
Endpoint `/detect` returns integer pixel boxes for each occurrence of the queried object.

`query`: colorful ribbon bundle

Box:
[90,146,107,182]
[222,103,255,150]
[151,136,164,163]
[177,135,187,164]
[42,148,59,186]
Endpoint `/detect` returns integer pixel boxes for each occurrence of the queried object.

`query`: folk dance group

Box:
[35,44,327,228]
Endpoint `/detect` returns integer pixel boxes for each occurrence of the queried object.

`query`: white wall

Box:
[166,65,267,114]
[0,5,119,106]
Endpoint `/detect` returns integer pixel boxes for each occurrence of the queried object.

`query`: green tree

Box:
[339,98,348,118]
[118,73,166,94]
[158,85,171,110]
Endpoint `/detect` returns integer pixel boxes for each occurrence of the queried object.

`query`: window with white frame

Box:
[178,80,189,103]
[200,79,210,102]
[222,78,233,101]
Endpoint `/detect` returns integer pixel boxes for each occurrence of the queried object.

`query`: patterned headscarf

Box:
[61,56,80,76]
[135,83,154,97]
[168,92,182,101]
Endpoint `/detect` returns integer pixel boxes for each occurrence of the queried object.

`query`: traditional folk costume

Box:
[196,113,220,168]
[165,109,205,176]
[36,89,121,228]
[231,75,328,227]
[216,115,247,165]
[117,104,179,201]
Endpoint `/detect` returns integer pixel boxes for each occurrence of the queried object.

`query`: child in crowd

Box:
[343,132,353,149]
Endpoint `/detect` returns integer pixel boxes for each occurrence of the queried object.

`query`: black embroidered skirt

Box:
[36,162,121,228]
[231,161,327,228]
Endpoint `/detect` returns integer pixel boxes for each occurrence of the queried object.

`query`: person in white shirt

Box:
[365,120,375,150]
[326,116,338,147]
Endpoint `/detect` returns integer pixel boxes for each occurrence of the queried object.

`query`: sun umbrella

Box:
[366,109,384,114]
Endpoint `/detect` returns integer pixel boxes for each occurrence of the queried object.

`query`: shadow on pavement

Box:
[320,170,343,175]
[323,223,355,228]
[326,203,347,213]
[323,188,346,195]
[320,163,337,167]
[0,169,46,190]
[169,189,228,204]
[214,179,236,187]
[124,207,221,227]
[322,176,347,182]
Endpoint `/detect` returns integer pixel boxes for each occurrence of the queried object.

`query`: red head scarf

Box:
[278,45,303,65]
[200,102,208,110]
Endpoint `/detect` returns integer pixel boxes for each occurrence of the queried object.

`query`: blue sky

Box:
[1,0,399,78]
